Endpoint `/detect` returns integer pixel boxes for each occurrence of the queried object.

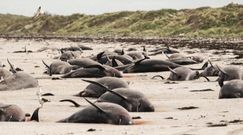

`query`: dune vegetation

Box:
[0,3,242,38]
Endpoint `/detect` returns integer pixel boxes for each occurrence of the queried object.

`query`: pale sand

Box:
[0,38,243,135]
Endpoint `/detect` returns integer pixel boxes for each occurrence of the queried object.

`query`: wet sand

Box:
[0,38,243,135]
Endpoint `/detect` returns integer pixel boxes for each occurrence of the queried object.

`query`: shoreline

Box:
[1,35,243,50]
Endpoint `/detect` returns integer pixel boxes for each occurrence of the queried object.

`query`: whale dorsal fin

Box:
[30,107,41,122]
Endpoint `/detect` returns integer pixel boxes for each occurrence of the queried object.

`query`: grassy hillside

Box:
[0,3,242,37]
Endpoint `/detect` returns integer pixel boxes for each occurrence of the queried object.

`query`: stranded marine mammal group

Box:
[2,42,243,126]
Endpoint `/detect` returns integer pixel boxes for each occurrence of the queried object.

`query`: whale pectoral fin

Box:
[7,59,16,73]
[42,60,50,69]
[41,93,55,96]
[83,97,105,113]
[104,88,128,101]
[199,74,210,82]
[60,99,81,107]
[168,67,177,76]
[82,79,111,92]
[82,79,127,101]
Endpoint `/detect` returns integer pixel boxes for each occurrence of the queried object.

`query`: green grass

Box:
[0,3,242,38]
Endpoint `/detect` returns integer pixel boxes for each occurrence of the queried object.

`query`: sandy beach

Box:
[0,38,243,135]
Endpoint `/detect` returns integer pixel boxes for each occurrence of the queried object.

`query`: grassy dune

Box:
[0,3,242,37]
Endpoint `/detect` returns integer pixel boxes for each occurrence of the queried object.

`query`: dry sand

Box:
[0,38,243,135]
